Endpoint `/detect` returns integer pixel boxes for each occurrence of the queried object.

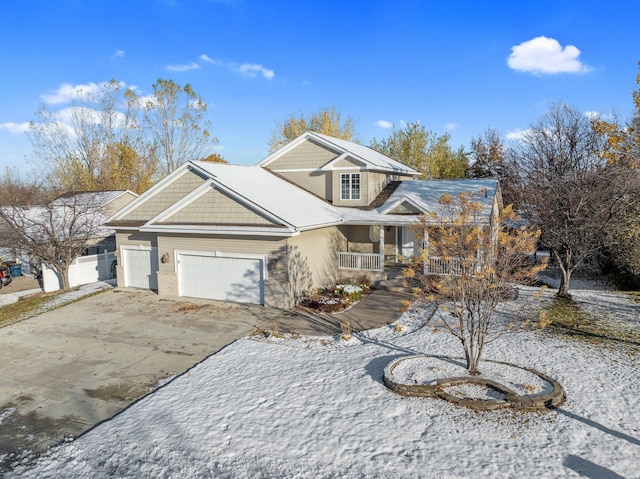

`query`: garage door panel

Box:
[178,254,263,305]
[123,248,158,290]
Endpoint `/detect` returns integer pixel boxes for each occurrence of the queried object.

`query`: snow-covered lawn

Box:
[7,285,640,478]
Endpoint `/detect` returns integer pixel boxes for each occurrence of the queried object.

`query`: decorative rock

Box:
[383,355,565,411]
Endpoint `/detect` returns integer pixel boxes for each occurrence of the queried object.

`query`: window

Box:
[340,173,360,200]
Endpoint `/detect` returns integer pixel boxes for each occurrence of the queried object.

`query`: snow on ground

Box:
[7,284,640,479]
[0,280,114,309]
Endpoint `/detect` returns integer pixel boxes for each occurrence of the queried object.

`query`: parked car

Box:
[0,263,12,289]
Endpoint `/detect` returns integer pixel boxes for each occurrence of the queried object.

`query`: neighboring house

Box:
[105,132,502,308]
[50,190,139,255]
[0,190,137,285]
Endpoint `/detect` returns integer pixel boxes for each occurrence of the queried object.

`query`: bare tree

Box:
[0,186,110,290]
[28,78,216,193]
[142,79,217,175]
[511,103,640,296]
[404,193,545,374]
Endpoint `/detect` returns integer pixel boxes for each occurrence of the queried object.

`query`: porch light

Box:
[369,225,380,242]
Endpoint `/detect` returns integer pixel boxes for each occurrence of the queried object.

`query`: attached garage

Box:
[122,246,159,290]
[177,252,265,305]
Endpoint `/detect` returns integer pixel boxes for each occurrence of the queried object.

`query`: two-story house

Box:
[105,132,501,308]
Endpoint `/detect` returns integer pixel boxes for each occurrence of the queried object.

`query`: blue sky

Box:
[1,0,639,173]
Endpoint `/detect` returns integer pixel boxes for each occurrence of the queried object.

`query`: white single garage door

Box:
[123,247,158,290]
[178,253,264,305]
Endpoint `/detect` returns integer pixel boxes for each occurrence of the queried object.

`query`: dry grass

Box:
[176,302,204,312]
[0,289,107,328]
[542,296,640,351]
[340,320,353,341]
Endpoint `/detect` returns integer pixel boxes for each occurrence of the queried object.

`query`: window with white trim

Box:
[340,173,360,200]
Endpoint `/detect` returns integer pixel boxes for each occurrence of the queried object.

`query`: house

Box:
[105,132,502,308]
[0,190,137,285]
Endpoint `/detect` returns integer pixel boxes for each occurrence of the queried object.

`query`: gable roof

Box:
[106,161,343,236]
[339,179,500,225]
[379,179,499,217]
[258,131,418,175]
[52,190,137,208]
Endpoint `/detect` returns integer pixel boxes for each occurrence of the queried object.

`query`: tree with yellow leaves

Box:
[404,192,546,374]
[268,106,358,153]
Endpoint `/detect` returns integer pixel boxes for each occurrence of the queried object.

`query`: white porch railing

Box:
[339,252,382,272]
[424,256,477,276]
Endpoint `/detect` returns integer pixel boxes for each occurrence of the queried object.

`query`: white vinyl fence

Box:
[43,250,116,292]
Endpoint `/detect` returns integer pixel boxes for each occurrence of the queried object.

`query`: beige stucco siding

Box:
[268,139,338,170]
[162,188,277,225]
[275,170,333,201]
[121,170,207,222]
[287,227,346,299]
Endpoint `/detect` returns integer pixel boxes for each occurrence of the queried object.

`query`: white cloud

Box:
[200,53,275,80]
[0,122,30,134]
[238,63,274,80]
[41,82,101,104]
[506,128,531,141]
[200,54,221,65]
[508,36,590,74]
[167,62,201,72]
[584,111,600,120]
[446,122,459,131]
[113,49,125,58]
[376,120,393,129]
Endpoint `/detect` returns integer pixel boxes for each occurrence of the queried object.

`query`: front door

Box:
[397,226,419,262]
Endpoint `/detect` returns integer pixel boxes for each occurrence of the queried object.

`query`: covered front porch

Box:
[337,224,461,277]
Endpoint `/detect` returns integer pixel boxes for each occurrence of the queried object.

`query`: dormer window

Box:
[341,173,360,200]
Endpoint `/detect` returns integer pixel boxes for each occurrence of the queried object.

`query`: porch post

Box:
[379,225,385,272]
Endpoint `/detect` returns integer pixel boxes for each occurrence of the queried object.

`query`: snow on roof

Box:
[51,190,133,208]
[310,132,419,174]
[380,178,499,217]
[190,161,343,230]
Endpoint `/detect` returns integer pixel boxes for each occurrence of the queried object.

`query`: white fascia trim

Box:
[187,161,296,228]
[121,244,155,252]
[111,226,143,231]
[105,163,194,223]
[146,180,215,224]
[297,219,345,232]
[258,132,342,168]
[144,176,294,230]
[333,166,367,171]
[342,219,417,227]
[270,168,319,173]
[320,152,369,171]
[174,249,269,279]
[102,190,139,210]
[207,179,295,229]
[379,196,427,215]
[140,224,299,237]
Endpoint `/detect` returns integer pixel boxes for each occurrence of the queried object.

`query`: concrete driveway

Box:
[0,288,281,470]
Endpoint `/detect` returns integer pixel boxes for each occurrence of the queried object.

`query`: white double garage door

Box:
[122,247,265,305]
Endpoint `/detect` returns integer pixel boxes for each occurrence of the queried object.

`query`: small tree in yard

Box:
[0,187,108,291]
[403,192,546,374]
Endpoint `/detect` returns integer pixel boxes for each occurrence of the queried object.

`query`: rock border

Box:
[383,355,565,411]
